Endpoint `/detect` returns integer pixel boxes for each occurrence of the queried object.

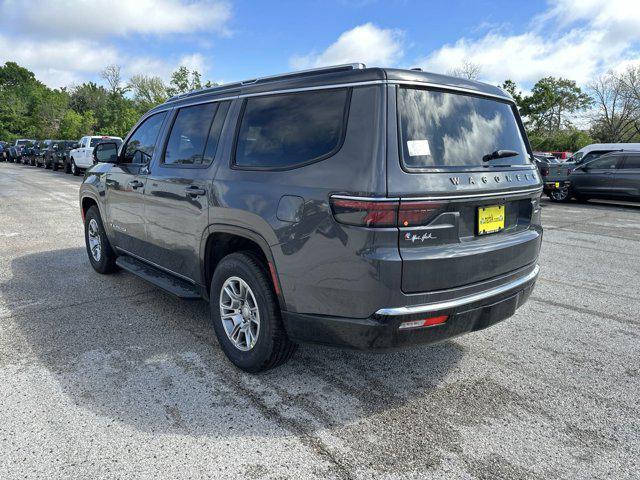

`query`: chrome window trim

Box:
[376,265,539,316]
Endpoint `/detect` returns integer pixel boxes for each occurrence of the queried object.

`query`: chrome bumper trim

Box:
[375,265,540,316]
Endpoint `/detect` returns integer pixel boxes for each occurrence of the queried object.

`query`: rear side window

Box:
[397,87,528,169]
[163,101,230,166]
[622,155,640,169]
[234,88,350,169]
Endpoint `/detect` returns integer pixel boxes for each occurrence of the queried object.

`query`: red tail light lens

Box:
[330,198,398,227]
[331,197,445,228]
[398,201,444,227]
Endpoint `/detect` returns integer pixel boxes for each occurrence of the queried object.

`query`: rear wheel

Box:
[210,252,297,372]
[549,186,571,202]
[64,158,71,174]
[84,206,117,274]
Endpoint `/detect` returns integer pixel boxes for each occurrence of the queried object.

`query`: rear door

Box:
[388,85,542,293]
[615,154,640,199]
[144,101,231,281]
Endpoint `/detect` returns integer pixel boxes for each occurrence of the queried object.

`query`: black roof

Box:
[152,64,510,112]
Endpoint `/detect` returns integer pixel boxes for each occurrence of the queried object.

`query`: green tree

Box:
[500,79,524,110]
[166,66,217,97]
[69,82,109,114]
[128,74,168,110]
[521,77,592,132]
[59,110,96,139]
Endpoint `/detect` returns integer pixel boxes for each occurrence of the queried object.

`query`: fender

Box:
[199,223,286,309]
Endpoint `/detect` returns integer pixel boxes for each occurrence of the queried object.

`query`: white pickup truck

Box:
[69,136,123,175]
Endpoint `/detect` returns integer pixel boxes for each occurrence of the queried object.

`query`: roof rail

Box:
[165,63,366,103]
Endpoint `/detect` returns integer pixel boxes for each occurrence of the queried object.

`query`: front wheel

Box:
[549,186,571,202]
[64,159,71,174]
[210,252,297,372]
[71,159,79,176]
[84,206,117,274]
[52,159,58,171]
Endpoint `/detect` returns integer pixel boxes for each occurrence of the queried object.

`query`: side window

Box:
[202,101,230,164]
[163,103,217,166]
[123,112,167,164]
[622,155,640,169]
[234,88,349,169]
[587,156,619,170]
[581,150,611,164]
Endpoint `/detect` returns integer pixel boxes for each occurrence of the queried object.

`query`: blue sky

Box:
[0,0,638,90]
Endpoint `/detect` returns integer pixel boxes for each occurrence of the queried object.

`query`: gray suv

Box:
[80,64,543,372]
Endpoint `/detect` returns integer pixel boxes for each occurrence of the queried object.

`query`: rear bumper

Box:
[283,265,539,350]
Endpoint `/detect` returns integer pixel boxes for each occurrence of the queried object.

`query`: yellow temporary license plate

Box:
[555,182,560,188]
[478,205,505,235]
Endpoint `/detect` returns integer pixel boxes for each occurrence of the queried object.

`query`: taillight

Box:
[398,201,444,227]
[330,198,397,227]
[541,167,549,176]
[330,196,444,228]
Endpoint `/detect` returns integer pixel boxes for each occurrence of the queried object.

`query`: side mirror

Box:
[93,142,119,164]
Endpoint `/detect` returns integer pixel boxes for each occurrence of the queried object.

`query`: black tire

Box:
[64,158,71,174]
[71,159,79,176]
[84,206,118,274]
[549,186,571,202]
[52,160,58,171]
[210,252,297,372]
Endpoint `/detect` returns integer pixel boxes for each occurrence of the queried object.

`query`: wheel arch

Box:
[200,225,285,310]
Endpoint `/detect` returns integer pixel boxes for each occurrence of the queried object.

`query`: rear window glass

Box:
[623,155,640,169]
[234,88,349,169]
[397,87,528,169]
[91,138,121,147]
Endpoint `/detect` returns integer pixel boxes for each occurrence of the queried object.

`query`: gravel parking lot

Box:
[0,162,638,479]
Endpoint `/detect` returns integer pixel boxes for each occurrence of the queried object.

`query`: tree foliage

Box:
[0,61,214,142]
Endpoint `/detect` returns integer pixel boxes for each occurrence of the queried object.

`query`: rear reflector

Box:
[398,201,444,227]
[398,315,448,330]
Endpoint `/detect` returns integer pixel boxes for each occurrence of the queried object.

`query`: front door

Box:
[105,111,168,257]
[144,101,230,281]
[571,155,621,196]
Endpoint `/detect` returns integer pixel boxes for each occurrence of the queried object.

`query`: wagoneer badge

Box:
[449,172,537,186]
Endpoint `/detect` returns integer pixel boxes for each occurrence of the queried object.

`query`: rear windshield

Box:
[398,87,529,169]
[91,138,122,147]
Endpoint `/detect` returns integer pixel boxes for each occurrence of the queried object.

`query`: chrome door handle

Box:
[185,186,206,197]
[128,180,144,189]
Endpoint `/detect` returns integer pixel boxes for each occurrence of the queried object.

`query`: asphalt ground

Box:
[0,161,638,479]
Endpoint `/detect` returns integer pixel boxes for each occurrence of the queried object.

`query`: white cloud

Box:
[290,23,403,70]
[0,0,232,38]
[0,35,119,87]
[416,0,640,87]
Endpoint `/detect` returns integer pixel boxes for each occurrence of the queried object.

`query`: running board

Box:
[115,255,201,300]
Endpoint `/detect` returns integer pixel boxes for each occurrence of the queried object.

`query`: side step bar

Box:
[115,255,201,300]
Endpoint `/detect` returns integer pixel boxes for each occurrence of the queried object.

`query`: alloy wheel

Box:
[219,276,260,351]
[87,218,102,262]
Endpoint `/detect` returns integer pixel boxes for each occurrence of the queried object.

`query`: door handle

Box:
[128,180,144,189]
[185,186,206,197]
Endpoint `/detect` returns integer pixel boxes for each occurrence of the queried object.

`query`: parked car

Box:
[69,136,123,175]
[0,142,7,162]
[567,151,640,202]
[13,139,36,160]
[48,140,78,172]
[20,141,39,165]
[80,64,542,372]
[547,143,640,202]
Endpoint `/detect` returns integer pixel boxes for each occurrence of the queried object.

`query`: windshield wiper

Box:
[482,149,519,162]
